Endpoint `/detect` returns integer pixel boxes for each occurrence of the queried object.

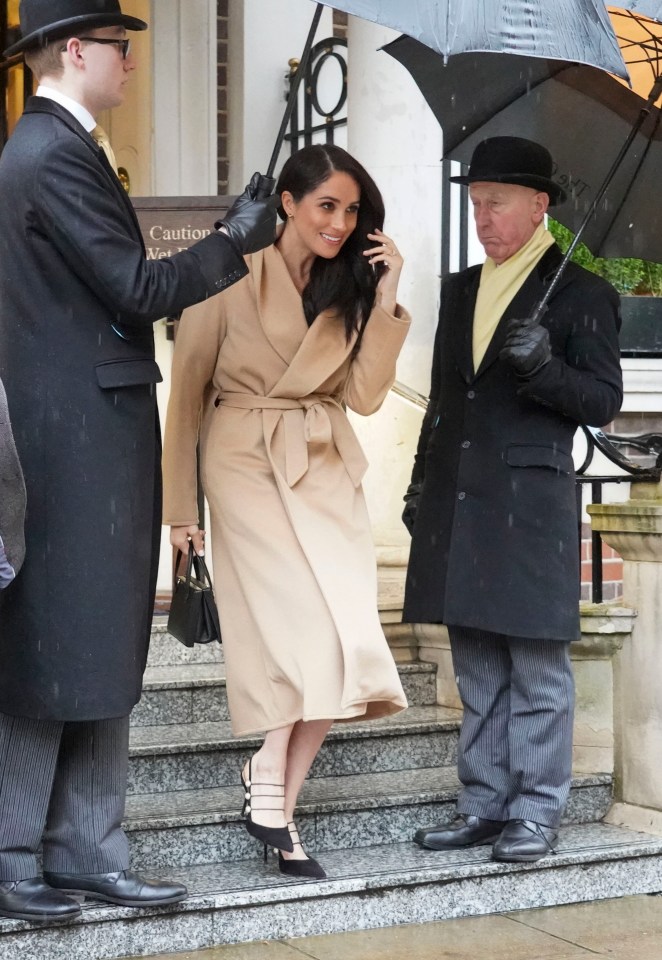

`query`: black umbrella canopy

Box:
[266,0,629,180]
[384,35,662,264]
[319,0,629,77]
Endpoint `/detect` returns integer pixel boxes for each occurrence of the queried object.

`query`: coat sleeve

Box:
[343,304,411,415]
[34,137,248,326]
[162,295,228,526]
[517,273,623,427]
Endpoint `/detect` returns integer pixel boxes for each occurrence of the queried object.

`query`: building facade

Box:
[2,0,657,599]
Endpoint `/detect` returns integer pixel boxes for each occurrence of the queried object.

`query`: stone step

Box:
[126,706,460,796]
[123,769,611,869]
[132,661,438,727]
[147,620,224,667]
[4,823,662,960]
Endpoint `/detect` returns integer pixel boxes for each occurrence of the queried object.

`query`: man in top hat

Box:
[0,0,279,921]
[403,137,622,862]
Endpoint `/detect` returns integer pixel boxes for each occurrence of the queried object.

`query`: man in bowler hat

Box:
[0,0,279,920]
[403,137,622,862]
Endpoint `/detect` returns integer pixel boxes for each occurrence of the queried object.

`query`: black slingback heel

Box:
[278,821,326,880]
[241,757,294,856]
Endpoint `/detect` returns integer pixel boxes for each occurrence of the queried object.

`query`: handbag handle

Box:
[174,545,214,595]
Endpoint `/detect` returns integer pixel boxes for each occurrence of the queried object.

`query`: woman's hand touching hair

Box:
[364,228,403,316]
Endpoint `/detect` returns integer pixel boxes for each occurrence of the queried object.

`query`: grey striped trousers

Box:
[0,712,130,880]
[449,626,575,828]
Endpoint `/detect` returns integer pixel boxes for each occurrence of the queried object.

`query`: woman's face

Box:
[282,171,361,259]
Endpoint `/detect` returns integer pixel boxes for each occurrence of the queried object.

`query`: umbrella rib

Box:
[532,74,662,322]
[593,110,661,256]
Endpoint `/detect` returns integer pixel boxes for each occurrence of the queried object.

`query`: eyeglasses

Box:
[77,37,131,60]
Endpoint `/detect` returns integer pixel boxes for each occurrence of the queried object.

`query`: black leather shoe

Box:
[492,819,559,862]
[0,877,81,921]
[43,870,187,907]
[414,814,504,850]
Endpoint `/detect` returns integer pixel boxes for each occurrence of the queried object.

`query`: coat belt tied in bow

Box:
[218,393,368,488]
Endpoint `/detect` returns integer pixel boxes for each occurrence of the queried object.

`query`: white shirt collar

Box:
[36,85,96,134]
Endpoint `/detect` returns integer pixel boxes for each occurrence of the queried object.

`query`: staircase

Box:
[2,621,662,960]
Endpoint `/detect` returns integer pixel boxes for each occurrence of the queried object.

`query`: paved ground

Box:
[136,894,662,959]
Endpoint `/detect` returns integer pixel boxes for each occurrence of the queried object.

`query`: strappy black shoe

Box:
[278,821,326,880]
[241,757,294,858]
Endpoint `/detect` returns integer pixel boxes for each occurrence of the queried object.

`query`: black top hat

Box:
[4,0,148,57]
[449,136,567,206]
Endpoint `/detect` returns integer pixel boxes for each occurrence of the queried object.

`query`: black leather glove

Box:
[216,172,280,255]
[402,481,423,536]
[499,316,552,379]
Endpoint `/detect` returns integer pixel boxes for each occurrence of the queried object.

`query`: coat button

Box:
[467,390,475,399]
[458,492,466,500]
[461,440,471,449]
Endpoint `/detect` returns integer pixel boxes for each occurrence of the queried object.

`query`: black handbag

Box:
[167,546,221,647]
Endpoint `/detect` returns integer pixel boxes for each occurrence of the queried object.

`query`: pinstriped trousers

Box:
[0,712,130,880]
[449,626,575,829]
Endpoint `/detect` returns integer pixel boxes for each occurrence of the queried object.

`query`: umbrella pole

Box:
[265,3,324,179]
[532,75,662,323]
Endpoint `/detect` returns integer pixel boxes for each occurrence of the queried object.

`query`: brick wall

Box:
[217,0,229,194]
[215,6,346,194]
[579,410,662,603]
[333,10,348,38]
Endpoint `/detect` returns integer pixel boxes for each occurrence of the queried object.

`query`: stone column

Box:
[589,480,662,834]
[343,18,443,643]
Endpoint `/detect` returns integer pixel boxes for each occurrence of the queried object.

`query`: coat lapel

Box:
[270,310,357,399]
[451,267,481,384]
[250,244,357,397]
[250,245,310,366]
[24,98,144,249]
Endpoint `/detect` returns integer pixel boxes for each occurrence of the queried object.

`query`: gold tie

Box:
[91,124,118,175]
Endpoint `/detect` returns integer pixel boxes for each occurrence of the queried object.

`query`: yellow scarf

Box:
[472,222,555,372]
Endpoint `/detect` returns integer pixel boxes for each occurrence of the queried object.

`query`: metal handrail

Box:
[390,380,428,411]
[577,424,662,480]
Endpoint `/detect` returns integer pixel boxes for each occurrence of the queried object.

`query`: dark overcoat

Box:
[403,245,623,641]
[0,97,247,720]
[0,377,26,585]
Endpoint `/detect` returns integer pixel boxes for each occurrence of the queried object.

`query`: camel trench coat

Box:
[163,245,410,735]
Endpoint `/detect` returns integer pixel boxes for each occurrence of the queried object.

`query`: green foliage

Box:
[547,219,662,296]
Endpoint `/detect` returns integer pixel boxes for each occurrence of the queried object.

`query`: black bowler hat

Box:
[4,0,148,57]
[449,136,567,206]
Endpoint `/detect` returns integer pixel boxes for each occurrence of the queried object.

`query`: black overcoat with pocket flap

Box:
[403,245,623,641]
[0,97,247,720]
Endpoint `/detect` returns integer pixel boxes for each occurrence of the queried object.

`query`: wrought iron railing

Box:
[576,425,661,602]
[284,36,347,153]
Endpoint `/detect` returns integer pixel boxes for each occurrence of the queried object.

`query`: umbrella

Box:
[265,0,630,179]
[384,8,662,316]
[320,0,629,75]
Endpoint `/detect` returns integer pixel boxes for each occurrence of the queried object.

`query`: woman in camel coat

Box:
[162,144,409,879]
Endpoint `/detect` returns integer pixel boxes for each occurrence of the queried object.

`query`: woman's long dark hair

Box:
[276,144,386,343]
